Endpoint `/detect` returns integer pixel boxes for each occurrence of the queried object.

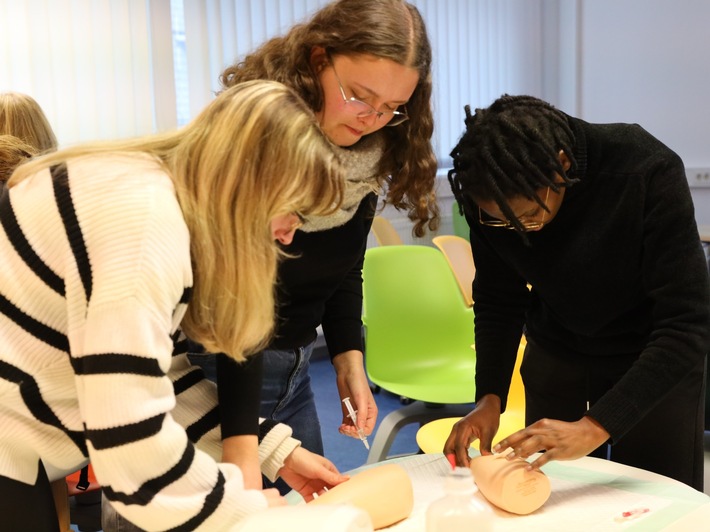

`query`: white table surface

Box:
[288,452,710,531]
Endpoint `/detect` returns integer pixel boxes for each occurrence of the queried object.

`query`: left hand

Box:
[333,350,377,438]
[492,415,610,470]
[278,447,349,501]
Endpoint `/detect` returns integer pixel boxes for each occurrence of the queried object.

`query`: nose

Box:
[272,213,302,245]
[358,112,379,127]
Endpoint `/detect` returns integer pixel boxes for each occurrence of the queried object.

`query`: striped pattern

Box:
[0,154,297,530]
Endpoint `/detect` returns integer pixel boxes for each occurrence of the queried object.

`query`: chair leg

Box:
[366,402,473,464]
[51,478,72,532]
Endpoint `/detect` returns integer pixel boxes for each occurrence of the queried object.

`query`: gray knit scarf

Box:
[300,132,385,232]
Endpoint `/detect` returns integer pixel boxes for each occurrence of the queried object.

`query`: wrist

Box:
[475,393,502,413]
[332,350,363,374]
[583,415,610,440]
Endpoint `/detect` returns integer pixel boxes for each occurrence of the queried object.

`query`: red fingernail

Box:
[446,453,456,470]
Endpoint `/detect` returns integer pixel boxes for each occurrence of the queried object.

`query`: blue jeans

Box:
[260,342,323,455]
[260,342,323,494]
[188,344,323,455]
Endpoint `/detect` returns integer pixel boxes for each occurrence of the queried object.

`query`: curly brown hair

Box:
[220,0,439,236]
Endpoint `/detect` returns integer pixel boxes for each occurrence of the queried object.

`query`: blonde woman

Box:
[0,91,57,152]
[0,134,37,184]
[0,80,347,531]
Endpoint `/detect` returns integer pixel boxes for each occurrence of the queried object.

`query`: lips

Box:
[345,124,364,137]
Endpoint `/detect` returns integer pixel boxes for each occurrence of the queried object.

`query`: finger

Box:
[455,445,472,467]
[528,450,553,471]
[478,432,494,455]
[338,424,361,438]
[493,427,527,453]
[363,402,378,434]
[454,431,474,466]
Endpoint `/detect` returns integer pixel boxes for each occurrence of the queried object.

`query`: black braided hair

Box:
[448,94,579,234]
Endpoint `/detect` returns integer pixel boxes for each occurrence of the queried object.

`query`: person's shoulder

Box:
[65,152,185,241]
[67,152,168,183]
[579,117,680,165]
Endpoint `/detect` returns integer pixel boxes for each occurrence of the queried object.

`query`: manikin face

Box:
[271,212,304,245]
[311,48,419,147]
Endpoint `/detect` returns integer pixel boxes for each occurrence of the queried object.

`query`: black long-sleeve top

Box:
[467,116,710,443]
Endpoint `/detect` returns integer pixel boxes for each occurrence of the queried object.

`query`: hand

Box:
[221,435,262,490]
[492,415,610,471]
[262,488,287,507]
[443,394,502,467]
[333,350,377,438]
[278,447,349,501]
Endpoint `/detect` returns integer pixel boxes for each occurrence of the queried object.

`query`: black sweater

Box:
[467,117,710,442]
[216,193,377,437]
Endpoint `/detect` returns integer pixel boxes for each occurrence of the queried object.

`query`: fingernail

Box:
[446,453,456,470]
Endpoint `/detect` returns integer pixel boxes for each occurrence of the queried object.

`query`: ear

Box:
[310,46,328,72]
[558,150,571,172]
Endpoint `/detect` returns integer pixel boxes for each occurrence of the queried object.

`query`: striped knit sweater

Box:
[0,153,299,531]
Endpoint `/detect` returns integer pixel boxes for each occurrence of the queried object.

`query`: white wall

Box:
[388,0,710,245]
[577,0,710,226]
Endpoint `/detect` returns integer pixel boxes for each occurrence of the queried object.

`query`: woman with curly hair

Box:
[214,0,440,492]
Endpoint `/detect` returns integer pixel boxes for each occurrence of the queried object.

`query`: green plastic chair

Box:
[452,200,470,241]
[362,245,476,463]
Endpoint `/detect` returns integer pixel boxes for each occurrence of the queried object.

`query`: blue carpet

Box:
[309,355,421,473]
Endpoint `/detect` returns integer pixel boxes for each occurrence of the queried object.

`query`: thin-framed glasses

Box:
[330,57,409,127]
[290,211,306,231]
[479,187,551,231]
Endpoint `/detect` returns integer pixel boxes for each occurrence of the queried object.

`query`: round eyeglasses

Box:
[330,57,409,127]
[478,187,551,231]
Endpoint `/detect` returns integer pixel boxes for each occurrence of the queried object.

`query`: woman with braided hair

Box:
[444,94,710,490]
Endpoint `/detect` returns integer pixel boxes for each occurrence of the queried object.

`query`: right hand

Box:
[263,487,287,507]
[443,394,502,467]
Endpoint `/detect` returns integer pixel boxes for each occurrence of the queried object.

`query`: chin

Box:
[336,137,361,147]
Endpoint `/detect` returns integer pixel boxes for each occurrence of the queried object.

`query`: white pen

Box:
[342,397,370,450]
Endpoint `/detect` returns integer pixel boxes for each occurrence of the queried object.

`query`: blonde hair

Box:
[11,80,344,361]
[0,92,57,152]
[0,134,37,183]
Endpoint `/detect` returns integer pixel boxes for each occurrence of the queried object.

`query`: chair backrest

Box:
[371,216,403,246]
[362,245,476,404]
[432,235,475,307]
[451,201,470,241]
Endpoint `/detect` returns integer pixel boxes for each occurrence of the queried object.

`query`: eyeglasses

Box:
[290,211,306,232]
[479,187,551,231]
[330,58,409,126]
